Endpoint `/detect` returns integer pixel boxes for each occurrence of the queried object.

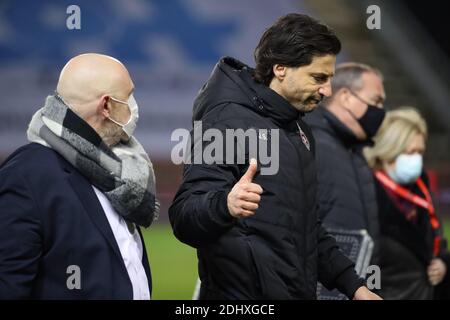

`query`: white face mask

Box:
[108,94,139,138]
[388,153,423,185]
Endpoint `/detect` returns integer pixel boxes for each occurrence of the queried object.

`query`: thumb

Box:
[240,158,258,183]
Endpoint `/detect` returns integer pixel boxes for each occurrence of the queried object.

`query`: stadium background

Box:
[0,0,449,299]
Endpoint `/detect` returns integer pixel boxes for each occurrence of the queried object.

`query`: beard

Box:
[301,94,324,113]
[99,121,127,147]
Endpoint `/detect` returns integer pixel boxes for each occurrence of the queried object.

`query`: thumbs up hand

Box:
[227,158,263,218]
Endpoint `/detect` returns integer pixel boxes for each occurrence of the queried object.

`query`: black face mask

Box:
[347,89,386,139]
[357,104,386,138]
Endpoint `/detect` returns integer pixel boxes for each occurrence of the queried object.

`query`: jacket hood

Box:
[192,57,300,126]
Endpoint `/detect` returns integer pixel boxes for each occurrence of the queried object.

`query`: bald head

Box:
[57,53,133,108]
[55,53,136,146]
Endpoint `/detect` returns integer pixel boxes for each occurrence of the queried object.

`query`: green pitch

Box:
[142,219,450,300]
[142,223,198,300]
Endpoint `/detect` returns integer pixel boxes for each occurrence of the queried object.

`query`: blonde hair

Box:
[364,107,427,169]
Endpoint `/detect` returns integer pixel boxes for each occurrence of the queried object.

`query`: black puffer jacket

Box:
[169,57,363,300]
[305,107,380,263]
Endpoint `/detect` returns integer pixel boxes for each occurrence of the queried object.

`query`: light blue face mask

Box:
[388,153,423,185]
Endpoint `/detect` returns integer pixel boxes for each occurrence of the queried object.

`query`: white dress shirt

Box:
[92,186,150,300]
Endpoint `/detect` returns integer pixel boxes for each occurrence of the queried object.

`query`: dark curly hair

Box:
[254,13,341,86]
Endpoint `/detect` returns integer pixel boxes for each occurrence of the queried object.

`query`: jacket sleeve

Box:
[316,219,365,299]
[169,112,248,248]
[426,171,450,298]
[0,167,42,299]
[423,171,450,267]
[169,162,241,248]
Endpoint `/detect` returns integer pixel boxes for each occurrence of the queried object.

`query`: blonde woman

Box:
[364,107,450,299]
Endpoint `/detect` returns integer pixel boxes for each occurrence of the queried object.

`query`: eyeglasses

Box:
[348,89,383,108]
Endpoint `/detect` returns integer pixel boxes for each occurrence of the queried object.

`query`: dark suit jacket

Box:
[0,143,152,299]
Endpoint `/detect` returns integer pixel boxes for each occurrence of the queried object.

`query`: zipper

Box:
[294,121,309,291]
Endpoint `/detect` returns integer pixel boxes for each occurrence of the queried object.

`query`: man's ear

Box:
[99,95,111,119]
[338,88,351,107]
[272,64,287,81]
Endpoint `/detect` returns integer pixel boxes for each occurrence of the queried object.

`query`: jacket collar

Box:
[317,106,373,148]
[239,67,301,127]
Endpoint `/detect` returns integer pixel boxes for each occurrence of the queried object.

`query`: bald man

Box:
[0,53,159,299]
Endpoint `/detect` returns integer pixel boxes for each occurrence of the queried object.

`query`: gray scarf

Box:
[27,94,159,227]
